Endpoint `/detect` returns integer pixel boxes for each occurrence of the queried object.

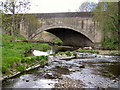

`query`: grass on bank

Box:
[76,49,99,54]
[53,38,63,44]
[57,51,72,56]
[1,34,51,75]
[98,38,119,50]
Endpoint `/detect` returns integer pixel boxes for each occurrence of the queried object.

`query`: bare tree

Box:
[79,2,97,12]
[1,0,31,42]
[23,14,41,41]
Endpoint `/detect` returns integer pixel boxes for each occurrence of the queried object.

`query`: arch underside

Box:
[35,25,94,41]
[33,25,94,47]
[45,28,94,47]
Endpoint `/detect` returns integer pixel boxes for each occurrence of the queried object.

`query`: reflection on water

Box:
[2,53,120,88]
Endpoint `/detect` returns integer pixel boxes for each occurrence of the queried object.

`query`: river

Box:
[2,52,120,88]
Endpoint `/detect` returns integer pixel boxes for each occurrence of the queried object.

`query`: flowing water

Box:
[2,52,120,88]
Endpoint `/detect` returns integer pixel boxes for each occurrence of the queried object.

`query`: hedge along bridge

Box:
[20,12,103,47]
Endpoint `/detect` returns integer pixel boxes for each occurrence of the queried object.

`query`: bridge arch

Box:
[32,25,95,43]
[32,25,94,47]
[20,12,103,47]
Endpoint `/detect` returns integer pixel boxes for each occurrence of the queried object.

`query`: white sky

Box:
[1,0,99,13]
[27,0,99,13]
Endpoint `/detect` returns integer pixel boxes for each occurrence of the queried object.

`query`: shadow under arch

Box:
[33,26,94,47]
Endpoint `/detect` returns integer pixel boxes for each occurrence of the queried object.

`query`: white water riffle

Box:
[32,50,54,56]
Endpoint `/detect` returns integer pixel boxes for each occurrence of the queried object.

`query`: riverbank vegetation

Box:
[79,2,119,50]
[53,38,63,44]
[1,34,51,75]
[93,2,119,50]
[76,49,99,54]
[98,39,119,50]
[57,51,72,56]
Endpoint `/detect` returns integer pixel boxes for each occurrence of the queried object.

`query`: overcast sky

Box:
[27,0,99,13]
[1,0,99,13]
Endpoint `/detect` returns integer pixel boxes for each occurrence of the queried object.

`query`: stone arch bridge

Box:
[20,12,102,47]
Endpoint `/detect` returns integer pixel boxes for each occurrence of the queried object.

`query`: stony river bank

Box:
[1,55,54,81]
[2,49,120,88]
[1,49,119,81]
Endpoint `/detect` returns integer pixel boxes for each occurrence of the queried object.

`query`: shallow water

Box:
[2,53,120,88]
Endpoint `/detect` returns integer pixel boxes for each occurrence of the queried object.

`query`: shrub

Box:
[39,59,45,65]
[28,60,32,65]
[15,57,21,62]
[44,56,48,60]
[65,51,72,56]
[24,58,29,63]
[24,46,31,52]
[21,57,29,63]
[36,44,51,52]
[9,44,14,48]
[21,58,25,63]
[58,52,64,55]
[76,49,99,54]
[26,65,29,68]
[35,56,40,60]
[39,55,47,60]
[15,36,26,40]
[17,65,25,71]
[30,57,35,61]
[73,53,77,57]
[53,38,63,44]
[2,65,9,74]
[50,54,55,57]
[99,38,119,50]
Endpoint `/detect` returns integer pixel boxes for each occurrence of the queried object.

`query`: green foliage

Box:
[98,38,119,50]
[92,2,119,47]
[21,58,29,63]
[77,49,99,54]
[2,34,50,75]
[35,56,40,60]
[53,38,63,44]
[15,36,26,40]
[2,65,9,74]
[17,65,25,71]
[26,65,29,68]
[34,43,51,52]
[58,51,72,56]
[73,53,77,57]
[39,55,47,60]
[58,52,64,55]
[50,54,55,57]
[9,44,14,48]
[65,51,72,56]
[21,56,48,64]
[39,59,45,65]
